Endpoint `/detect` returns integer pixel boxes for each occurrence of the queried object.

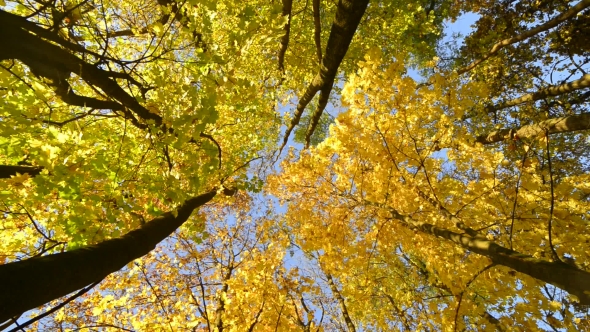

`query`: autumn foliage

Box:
[1,0,590,330]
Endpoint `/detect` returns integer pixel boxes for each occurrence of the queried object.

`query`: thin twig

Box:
[220,156,262,184]
[8,280,102,332]
[20,205,58,244]
[509,152,527,250]
[545,131,560,262]
[453,264,495,332]
[136,262,175,331]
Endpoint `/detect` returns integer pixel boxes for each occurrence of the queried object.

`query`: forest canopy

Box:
[1,0,590,330]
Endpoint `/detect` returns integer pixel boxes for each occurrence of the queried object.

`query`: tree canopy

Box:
[1,0,590,330]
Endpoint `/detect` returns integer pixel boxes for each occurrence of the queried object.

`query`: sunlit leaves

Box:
[1,0,590,330]
[269,46,590,329]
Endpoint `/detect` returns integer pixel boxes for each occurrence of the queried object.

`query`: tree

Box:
[30,194,299,331]
[269,6,590,325]
[2,0,590,330]
[0,188,228,321]
[0,0,282,323]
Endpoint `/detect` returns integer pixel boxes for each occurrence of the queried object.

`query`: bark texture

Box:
[476,112,590,144]
[0,189,219,321]
[386,208,590,305]
[487,74,590,112]
[279,0,369,152]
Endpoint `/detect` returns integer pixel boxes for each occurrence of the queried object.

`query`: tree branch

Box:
[0,11,160,130]
[312,0,322,64]
[482,311,504,332]
[199,132,222,169]
[487,74,590,112]
[278,0,293,73]
[475,112,590,144]
[0,165,44,179]
[380,204,590,305]
[278,0,369,153]
[457,0,590,75]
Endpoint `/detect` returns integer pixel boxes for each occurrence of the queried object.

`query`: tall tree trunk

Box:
[277,0,293,73]
[385,207,590,305]
[476,112,590,144]
[486,74,590,113]
[0,188,227,321]
[325,273,356,332]
[278,0,369,152]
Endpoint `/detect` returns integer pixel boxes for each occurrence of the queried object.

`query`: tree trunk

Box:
[277,0,293,73]
[0,189,220,321]
[475,112,590,144]
[278,0,369,152]
[325,273,356,332]
[486,74,590,113]
[0,165,43,179]
[386,208,590,305]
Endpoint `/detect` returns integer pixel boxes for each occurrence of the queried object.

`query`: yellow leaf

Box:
[152,22,164,34]
[92,306,103,316]
[549,300,561,310]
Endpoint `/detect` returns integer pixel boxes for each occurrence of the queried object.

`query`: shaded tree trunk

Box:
[313,0,322,64]
[0,165,43,179]
[0,188,228,321]
[279,0,369,152]
[277,0,293,73]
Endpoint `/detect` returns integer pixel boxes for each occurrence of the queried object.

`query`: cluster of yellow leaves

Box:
[267,48,590,330]
[31,196,319,331]
[0,0,283,256]
[2,0,590,330]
